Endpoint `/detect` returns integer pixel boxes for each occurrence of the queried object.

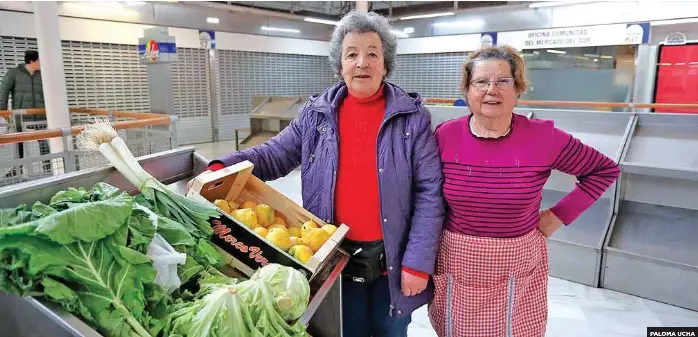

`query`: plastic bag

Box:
[136,203,187,293]
[147,233,187,292]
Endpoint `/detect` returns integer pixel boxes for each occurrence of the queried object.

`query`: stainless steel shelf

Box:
[602,112,698,312]
[534,110,635,287]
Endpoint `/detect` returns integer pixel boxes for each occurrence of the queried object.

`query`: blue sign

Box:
[481,32,498,47]
[199,30,216,49]
[625,22,650,44]
[137,41,177,62]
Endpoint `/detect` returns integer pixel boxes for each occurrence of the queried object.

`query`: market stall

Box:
[239,96,307,150]
[529,109,634,287]
[0,147,347,337]
[602,112,698,311]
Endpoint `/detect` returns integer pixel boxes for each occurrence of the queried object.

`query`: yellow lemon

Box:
[289,236,300,246]
[254,227,269,237]
[301,221,319,238]
[274,216,287,226]
[227,200,239,210]
[213,199,232,214]
[266,228,292,251]
[321,224,338,237]
[268,224,288,232]
[289,245,314,264]
[241,200,257,209]
[254,204,275,228]
[302,228,329,252]
[287,226,301,238]
[231,209,258,229]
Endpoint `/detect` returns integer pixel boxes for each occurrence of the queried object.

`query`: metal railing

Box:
[422,98,698,112]
[0,108,179,188]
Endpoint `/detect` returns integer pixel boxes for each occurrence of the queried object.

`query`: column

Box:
[356,0,369,13]
[32,1,71,156]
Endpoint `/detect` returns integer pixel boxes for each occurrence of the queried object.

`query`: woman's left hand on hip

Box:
[538,209,564,238]
[401,270,428,296]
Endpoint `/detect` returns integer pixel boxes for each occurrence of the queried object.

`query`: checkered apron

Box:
[428,228,549,337]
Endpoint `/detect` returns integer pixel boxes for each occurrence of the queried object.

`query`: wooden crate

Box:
[187,160,349,279]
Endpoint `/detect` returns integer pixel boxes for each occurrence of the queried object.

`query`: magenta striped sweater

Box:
[435,114,620,238]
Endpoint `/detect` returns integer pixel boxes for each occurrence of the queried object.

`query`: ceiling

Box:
[217,1,509,19]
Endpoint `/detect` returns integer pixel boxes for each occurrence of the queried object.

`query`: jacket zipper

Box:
[323,113,339,225]
[375,108,417,316]
[31,75,35,108]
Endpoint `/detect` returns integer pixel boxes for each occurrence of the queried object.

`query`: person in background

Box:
[0,50,48,175]
[428,46,620,337]
[190,11,445,337]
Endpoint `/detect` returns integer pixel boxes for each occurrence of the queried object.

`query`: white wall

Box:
[0,10,329,55]
[216,32,329,56]
[397,34,481,55]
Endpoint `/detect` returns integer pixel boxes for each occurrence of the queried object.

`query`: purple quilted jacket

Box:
[213,81,445,317]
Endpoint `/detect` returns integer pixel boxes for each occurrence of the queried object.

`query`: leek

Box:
[78,119,218,238]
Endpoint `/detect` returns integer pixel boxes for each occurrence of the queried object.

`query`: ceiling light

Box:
[600,55,613,59]
[432,18,485,29]
[304,17,339,25]
[391,30,409,38]
[650,18,698,26]
[547,49,566,54]
[584,53,600,58]
[206,17,219,24]
[261,26,301,34]
[403,27,415,34]
[594,59,599,62]
[400,12,454,21]
[529,1,598,9]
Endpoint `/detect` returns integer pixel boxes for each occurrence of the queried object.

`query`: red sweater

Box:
[335,86,385,242]
[334,85,427,279]
[209,85,428,279]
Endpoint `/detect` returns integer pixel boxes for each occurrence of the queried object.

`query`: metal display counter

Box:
[240,96,307,150]
[0,147,346,337]
[529,109,635,287]
[602,112,698,311]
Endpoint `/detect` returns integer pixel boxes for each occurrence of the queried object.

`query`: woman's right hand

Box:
[186,169,213,192]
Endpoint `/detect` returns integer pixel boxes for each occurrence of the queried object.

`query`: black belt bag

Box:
[341,239,386,284]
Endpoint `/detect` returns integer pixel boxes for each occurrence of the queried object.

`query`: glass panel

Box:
[519,45,637,111]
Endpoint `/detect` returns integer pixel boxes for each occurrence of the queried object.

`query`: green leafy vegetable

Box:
[251,264,310,322]
[0,182,247,337]
[0,183,161,337]
[0,227,161,337]
[0,205,33,227]
[235,278,309,337]
[166,282,259,337]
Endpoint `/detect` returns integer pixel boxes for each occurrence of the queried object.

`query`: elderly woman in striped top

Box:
[428,45,620,337]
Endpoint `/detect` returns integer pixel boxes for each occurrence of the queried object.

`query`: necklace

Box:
[470,116,512,138]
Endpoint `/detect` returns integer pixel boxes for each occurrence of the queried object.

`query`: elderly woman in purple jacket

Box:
[193,11,444,337]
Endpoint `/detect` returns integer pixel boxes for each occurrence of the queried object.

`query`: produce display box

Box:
[0,148,348,337]
[187,160,349,279]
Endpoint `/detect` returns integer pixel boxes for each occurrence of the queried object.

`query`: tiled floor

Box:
[191,141,698,337]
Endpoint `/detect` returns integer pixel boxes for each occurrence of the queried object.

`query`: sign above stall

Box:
[199,30,216,50]
[480,32,498,48]
[138,27,177,64]
[497,22,649,50]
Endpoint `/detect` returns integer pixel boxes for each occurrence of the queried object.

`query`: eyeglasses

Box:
[470,77,515,91]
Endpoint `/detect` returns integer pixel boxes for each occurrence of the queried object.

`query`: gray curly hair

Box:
[328,11,398,78]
